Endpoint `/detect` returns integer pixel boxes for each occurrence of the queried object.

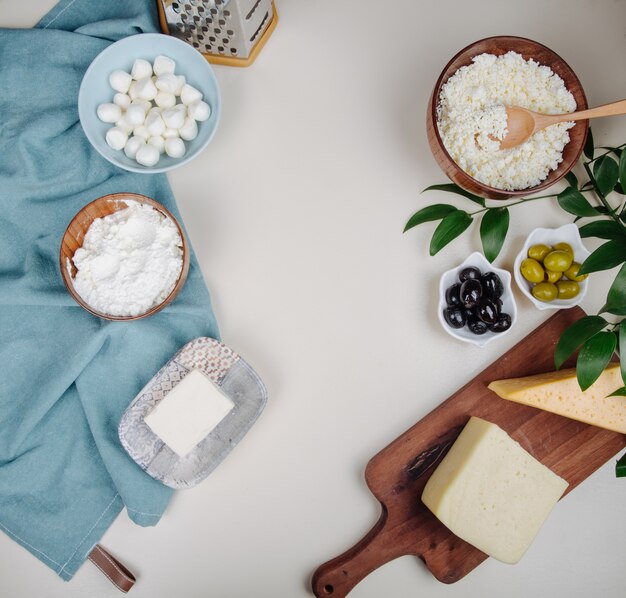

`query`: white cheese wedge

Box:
[422,416,568,564]
[488,364,626,434]
[144,369,234,457]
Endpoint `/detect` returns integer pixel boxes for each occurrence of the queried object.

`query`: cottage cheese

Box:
[71,201,183,317]
[437,52,576,190]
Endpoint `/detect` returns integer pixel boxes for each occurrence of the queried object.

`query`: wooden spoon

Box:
[499,99,626,149]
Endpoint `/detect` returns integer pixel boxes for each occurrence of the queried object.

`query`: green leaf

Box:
[616,452,626,478]
[584,128,594,160]
[576,331,617,391]
[556,187,600,217]
[429,211,472,256]
[578,240,626,276]
[606,263,626,315]
[578,220,626,241]
[599,146,623,159]
[620,323,626,387]
[403,204,458,233]
[620,147,626,191]
[554,315,608,369]
[479,208,509,262]
[608,387,626,397]
[593,155,620,196]
[422,184,486,207]
[564,171,578,188]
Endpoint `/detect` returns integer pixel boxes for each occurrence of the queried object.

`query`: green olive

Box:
[557,280,580,300]
[545,269,562,284]
[528,243,552,262]
[543,250,573,273]
[520,258,545,283]
[532,282,558,302]
[554,242,574,258]
[564,262,588,282]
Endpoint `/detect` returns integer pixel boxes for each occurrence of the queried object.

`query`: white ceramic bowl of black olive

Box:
[438,252,517,348]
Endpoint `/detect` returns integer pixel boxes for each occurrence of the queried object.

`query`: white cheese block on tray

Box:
[488,364,626,433]
[144,369,234,457]
[421,416,568,564]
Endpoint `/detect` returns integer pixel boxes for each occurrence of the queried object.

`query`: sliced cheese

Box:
[144,369,234,457]
[488,364,626,434]
[422,416,568,564]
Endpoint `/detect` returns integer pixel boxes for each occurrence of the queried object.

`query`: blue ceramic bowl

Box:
[78,33,221,174]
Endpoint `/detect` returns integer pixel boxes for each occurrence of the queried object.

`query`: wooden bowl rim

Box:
[429,35,589,198]
[59,192,190,321]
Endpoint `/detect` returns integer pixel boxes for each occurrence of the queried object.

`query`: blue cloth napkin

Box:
[0,0,219,581]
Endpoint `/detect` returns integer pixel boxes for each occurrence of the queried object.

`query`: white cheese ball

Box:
[109,70,132,93]
[135,143,160,167]
[148,135,166,154]
[180,84,202,105]
[164,137,186,158]
[162,107,185,130]
[115,116,134,135]
[97,103,122,124]
[105,127,128,151]
[128,81,139,100]
[188,100,211,122]
[124,136,145,159]
[113,93,131,109]
[125,104,146,126]
[134,77,158,101]
[174,75,186,96]
[179,117,198,141]
[145,111,166,136]
[155,91,176,109]
[131,58,152,81]
[155,73,178,94]
[153,55,176,77]
[163,128,180,139]
[133,125,151,141]
[131,99,152,113]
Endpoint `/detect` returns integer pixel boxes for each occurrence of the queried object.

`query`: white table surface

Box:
[2,1,626,597]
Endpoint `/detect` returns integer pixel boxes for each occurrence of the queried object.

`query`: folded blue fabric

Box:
[0,0,219,581]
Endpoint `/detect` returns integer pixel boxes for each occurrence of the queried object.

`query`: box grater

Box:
[157,0,278,67]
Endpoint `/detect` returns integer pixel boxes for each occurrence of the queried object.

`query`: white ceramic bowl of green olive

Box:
[513,223,591,311]
[438,252,517,348]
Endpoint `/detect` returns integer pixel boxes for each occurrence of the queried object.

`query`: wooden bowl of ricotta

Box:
[427,36,588,200]
[60,193,190,321]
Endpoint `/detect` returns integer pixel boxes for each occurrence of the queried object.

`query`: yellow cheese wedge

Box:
[488,364,626,434]
[422,416,568,564]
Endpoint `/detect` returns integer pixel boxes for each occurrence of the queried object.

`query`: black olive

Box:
[481,272,504,299]
[489,313,512,333]
[475,297,498,325]
[494,298,503,313]
[459,267,481,282]
[443,307,466,329]
[460,279,483,308]
[445,283,462,307]
[466,312,488,335]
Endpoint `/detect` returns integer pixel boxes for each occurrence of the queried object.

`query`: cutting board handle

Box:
[311,507,404,598]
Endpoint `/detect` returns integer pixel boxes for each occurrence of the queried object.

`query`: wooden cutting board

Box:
[312,307,626,597]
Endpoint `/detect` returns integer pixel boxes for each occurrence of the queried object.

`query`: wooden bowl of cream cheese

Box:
[60,192,190,321]
[427,36,588,200]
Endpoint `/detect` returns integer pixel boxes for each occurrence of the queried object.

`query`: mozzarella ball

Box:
[155,91,176,109]
[131,58,152,80]
[128,81,139,100]
[155,73,178,94]
[164,137,186,158]
[134,77,158,101]
[148,135,166,154]
[109,70,132,93]
[145,111,166,136]
[162,107,185,130]
[135,143,160,167]
[113,93,131,109]
[97,103,122,124]
[124,136,145,159]
[105,127,128,151]
[174,75,186,96]
[115,116,134,135]
[163,128,180,139]
[153,55,176,76]
[133,125,151,141]
[180,84,202,105]
[124,104,144,127]
[147,106,162,117]
[188,100,211,122]
[131,99,152,113]
[179,117,198,141]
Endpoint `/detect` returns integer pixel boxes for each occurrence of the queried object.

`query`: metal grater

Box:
[157,0,277,67]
